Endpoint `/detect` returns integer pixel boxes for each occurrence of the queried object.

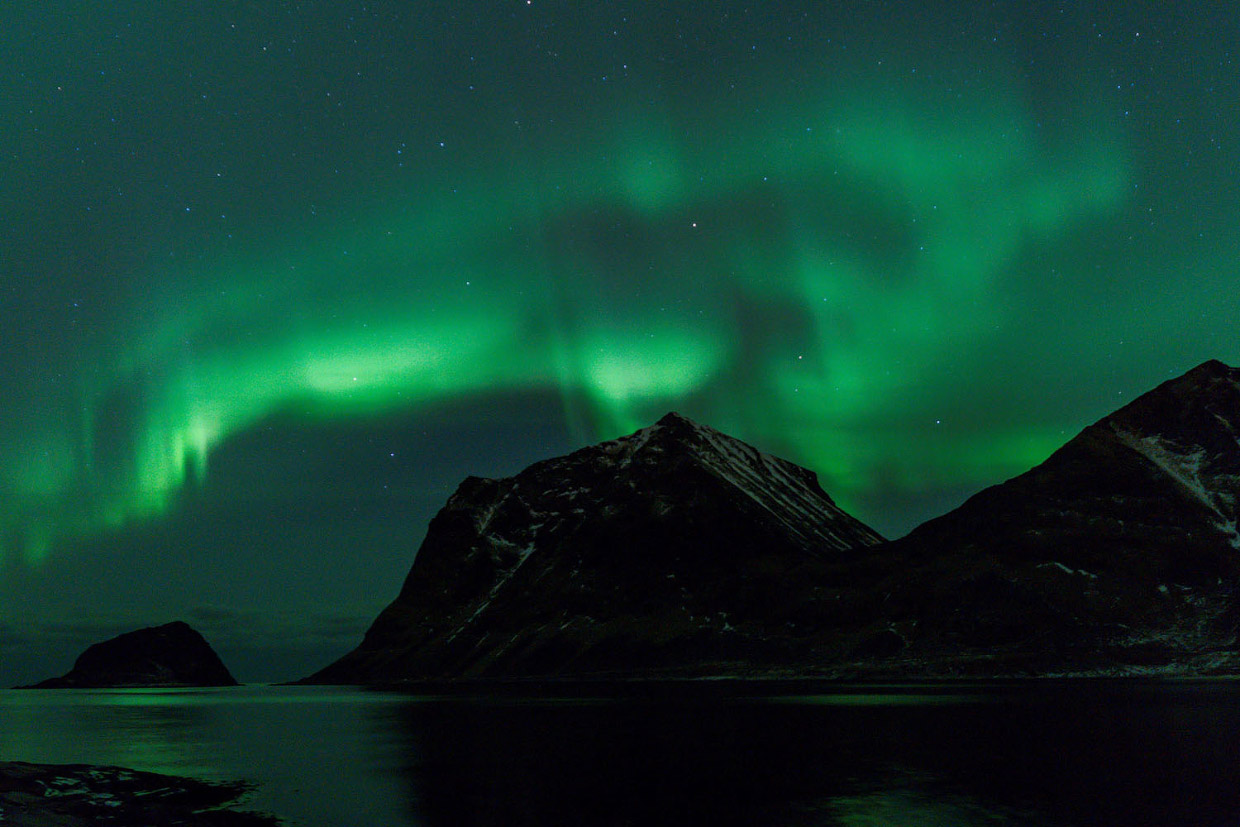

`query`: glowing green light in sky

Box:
[1,59,1136,564]
[12,1,1231,567]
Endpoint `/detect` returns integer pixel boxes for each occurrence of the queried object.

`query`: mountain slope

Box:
[305,360,1240,682]
[877,359,1240,673]
[303,412,884,682]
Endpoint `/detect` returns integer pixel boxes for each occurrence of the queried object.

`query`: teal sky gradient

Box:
[2,2,1237,682]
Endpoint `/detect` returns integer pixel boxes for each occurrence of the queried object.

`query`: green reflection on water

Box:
[827,787,1040,826]
[0,686,410,780]
[775,693,984,706]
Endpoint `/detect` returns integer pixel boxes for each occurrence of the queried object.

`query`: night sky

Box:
[3,2,1237,684]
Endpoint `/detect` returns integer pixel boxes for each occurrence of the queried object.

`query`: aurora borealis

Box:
[3,3,1238,682]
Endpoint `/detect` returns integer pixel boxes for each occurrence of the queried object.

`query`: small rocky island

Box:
[24,621,238,689]
[0,761,277,826]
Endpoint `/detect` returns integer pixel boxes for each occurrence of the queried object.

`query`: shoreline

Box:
[302,671,1240,700]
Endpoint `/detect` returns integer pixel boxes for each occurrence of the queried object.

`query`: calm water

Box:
[2,681,1239,826]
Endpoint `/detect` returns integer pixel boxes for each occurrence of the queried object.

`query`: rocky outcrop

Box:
[26,621,238,688]
[302,412,884,683]
[0,761,277,825]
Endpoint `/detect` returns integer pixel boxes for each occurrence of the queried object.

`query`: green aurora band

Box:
[3,4,1235,568]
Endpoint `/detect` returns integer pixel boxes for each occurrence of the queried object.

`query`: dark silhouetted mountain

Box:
[873,359,1240,674]
[25,621,238,688]
[302,412,885,682]
[303,361,1240,682]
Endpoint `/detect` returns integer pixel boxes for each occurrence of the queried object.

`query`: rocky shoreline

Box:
[0,761,278,826]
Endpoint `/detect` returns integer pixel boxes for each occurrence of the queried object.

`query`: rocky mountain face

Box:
[303,412,885,682]
[873,359,1240,674]
[26,621,238,688]
[305,360,1240,682]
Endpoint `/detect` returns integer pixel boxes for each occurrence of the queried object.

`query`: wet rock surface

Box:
[0,761,278,826]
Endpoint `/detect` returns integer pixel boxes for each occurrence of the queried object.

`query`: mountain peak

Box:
[1091,359,1240,452]
[1153,358,1238,396]
[655,410,697,427]
[303,414,883,682]
[1144,358,1238,396]
[1187,358,1235,377]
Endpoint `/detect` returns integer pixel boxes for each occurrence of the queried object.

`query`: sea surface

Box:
[1,680,1239,826]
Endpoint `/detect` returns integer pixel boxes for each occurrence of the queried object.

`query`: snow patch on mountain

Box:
[1037,561,1098,578]
[1114,428,1212,505]
[447,545,536,642]
[1218,518,1240,551]
[651,414,884,550]
[1112,426,1240,548]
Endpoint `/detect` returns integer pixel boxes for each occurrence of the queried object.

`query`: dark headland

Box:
[22,621,238,689]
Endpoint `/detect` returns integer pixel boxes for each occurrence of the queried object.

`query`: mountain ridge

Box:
[303,359,1240,682]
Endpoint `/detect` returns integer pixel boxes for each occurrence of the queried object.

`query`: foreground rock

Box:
[303,412,885,683]
[26,621,238,689]
[0,761,277,826]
